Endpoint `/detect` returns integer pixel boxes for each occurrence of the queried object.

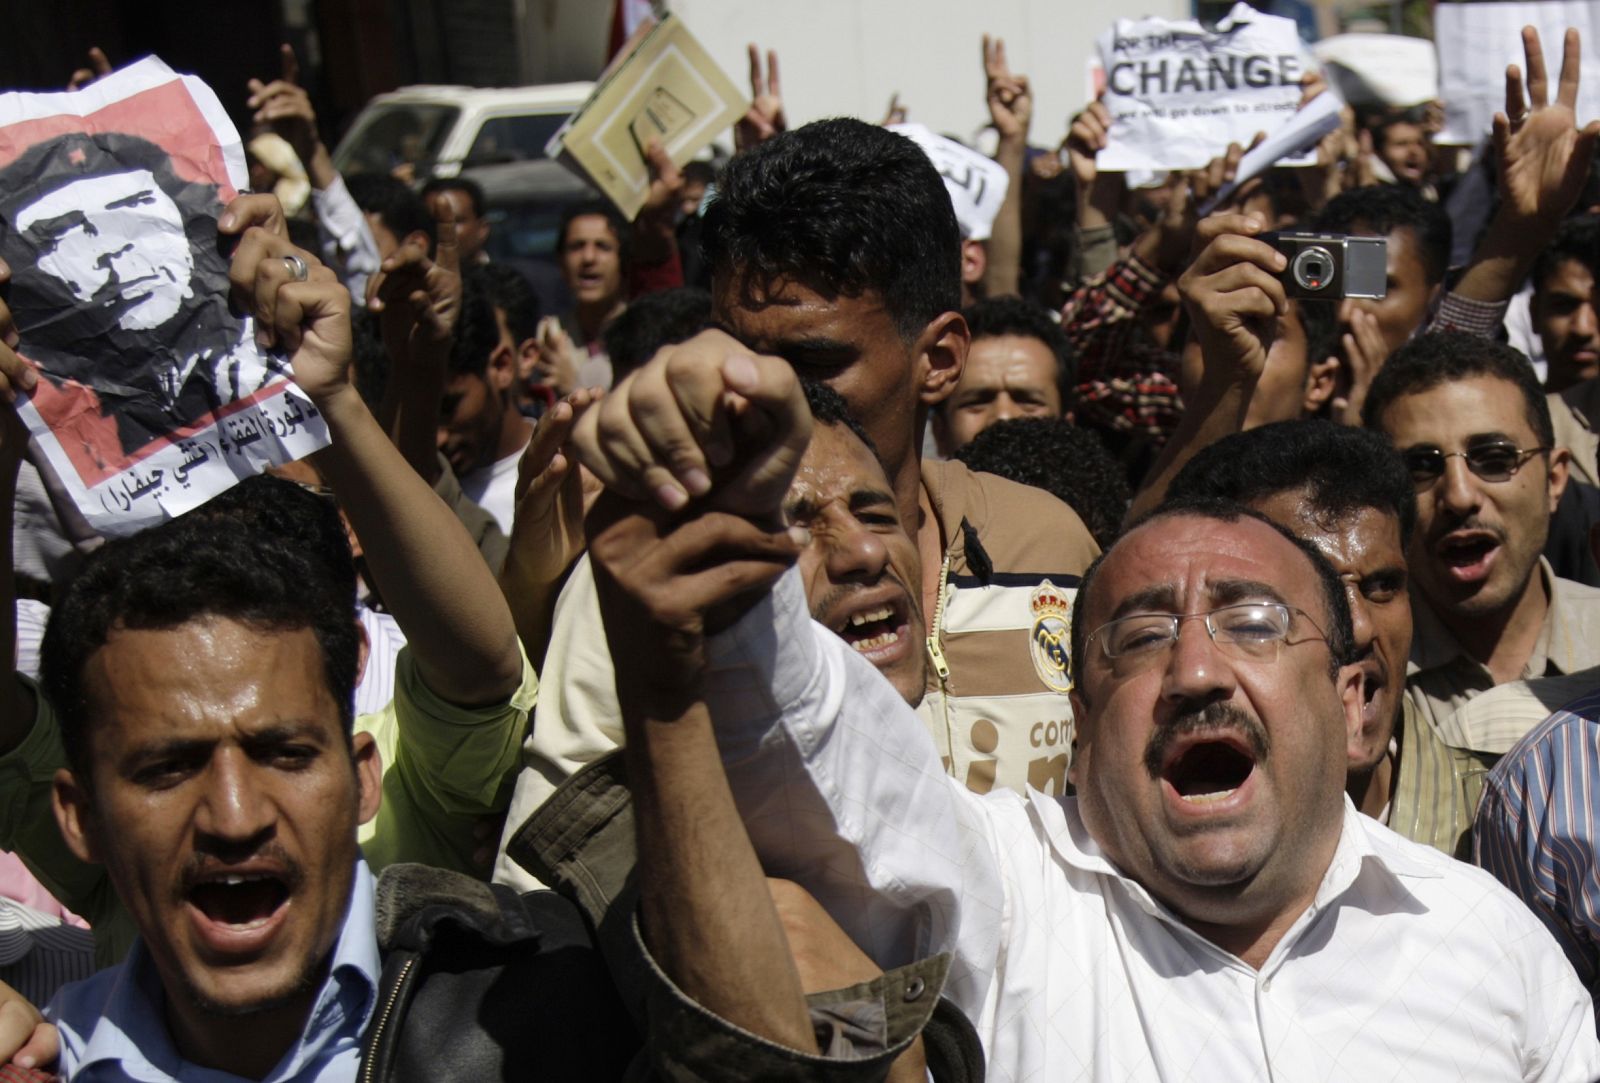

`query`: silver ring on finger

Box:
[281,253,309,283]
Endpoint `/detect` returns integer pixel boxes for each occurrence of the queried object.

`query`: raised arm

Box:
[1450,27,1600,307]
[228,216,520,707]
[566,338,1008,1005]
[736,45,787,151]
[497,389,603,668]
[249,45,384,302]
[368,204,462,485]
[588,491,815,1050]
[247,44,338,193]
[982,34,1031,298]
[1130,213,1288,517]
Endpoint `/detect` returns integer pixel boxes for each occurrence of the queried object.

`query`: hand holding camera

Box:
[1263,232,1387,300]
[1179,213,1290,385]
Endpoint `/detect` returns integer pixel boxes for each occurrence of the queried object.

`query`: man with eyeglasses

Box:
[569,347,1600,1079]
[1361,329,1600,750]
[1167,420,1493,856]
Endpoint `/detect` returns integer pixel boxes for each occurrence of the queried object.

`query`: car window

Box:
[333,104,461,177]
[486,201,571,260]
[465,114,571,166]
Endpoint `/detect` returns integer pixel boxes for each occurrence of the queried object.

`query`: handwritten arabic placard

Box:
[1096,2,1312,172]
[887,124,1010,241]
[0,57,329,535]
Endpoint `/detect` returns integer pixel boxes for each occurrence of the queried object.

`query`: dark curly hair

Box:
[1167,420,1416,545]
[959,296,1077,411]
[702,118,960,340]
[1360,330,1552,447]
[41,474,360,781]
[954,418,1126,548]
[1313,184,1452,286]
[604,287,713,382]
[1530,213,1600,296]
[482,262,542,344]
[347,172,436,251]
[450,267,503,379]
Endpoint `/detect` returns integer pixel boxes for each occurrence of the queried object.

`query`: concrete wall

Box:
[670,0,1190,146]
[516,0,1190,148]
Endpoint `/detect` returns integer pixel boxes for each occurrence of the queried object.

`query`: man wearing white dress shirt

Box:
[574,346,1600,1082]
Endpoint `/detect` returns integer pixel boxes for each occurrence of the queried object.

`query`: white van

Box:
[332,82,594,180]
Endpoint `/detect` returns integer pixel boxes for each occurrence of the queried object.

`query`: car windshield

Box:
[333,103,460,178]
[464,114,570,166]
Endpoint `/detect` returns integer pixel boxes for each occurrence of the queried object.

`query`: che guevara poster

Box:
[0,57,328,535]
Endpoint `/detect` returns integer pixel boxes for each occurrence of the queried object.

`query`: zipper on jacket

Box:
[925,552,952,684]
[361,956,417,1083]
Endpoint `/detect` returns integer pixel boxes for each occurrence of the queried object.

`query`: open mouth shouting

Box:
[1357,655,1385,733]
[1434,528,1503,586]
[1161,734,1258,805]
[826,588,913,670]
[1146,707,1270,817]
[185,864,296,956]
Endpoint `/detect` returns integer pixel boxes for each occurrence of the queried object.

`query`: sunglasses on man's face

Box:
[1399,441,1550,488]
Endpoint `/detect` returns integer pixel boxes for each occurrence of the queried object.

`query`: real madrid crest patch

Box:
[1029,579,1073,693]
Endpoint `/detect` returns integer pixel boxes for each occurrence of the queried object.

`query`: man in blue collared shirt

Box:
[50,864,379,1082]
[17,200,516,1081]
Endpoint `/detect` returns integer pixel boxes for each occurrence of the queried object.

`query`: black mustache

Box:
[179,842,302,895]
[1143,701,1270,780]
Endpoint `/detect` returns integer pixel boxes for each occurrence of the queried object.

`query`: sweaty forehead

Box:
[713,275,890,334]
[17,169,162,229]
[82,620,341,751]
[1084,515,1313,622]
[1249,490,1404,576]
[788,422,891,508]
[1378,374,1537,447]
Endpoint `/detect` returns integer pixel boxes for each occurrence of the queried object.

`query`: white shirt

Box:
[354,605,407,719]
[1505,285,1549,385]
[706,568,1600,1083]
[460,444,523,537]
[312,174,383,307]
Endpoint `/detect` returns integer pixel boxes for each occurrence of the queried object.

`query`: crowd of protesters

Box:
[0,12,1595,1080]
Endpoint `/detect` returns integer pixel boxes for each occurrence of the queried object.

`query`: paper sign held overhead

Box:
[1198,91,1343,215]
[0,56,329,536]
[1434,1,1600,145]
[888,124,1010,241]
[548,13,748,219]
[1096,2,1313,173]
[1312,33,1437,108]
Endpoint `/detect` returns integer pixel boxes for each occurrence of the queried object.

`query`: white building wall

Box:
[520,0,1190,146]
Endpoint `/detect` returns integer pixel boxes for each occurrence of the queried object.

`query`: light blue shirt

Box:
[47,861,380,1082]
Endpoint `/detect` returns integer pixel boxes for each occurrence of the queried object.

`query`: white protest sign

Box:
[1096,2,1312,172]
[1312,33,1437,107]
[1435,1,1600,145]
[888,123,1010,241]
[1198,91,1342,215]
[0,57,330,535]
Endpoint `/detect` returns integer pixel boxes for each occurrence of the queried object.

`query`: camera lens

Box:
[1290,246,1334,291]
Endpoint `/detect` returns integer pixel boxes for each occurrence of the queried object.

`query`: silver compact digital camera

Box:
[1263,232,1387,300]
